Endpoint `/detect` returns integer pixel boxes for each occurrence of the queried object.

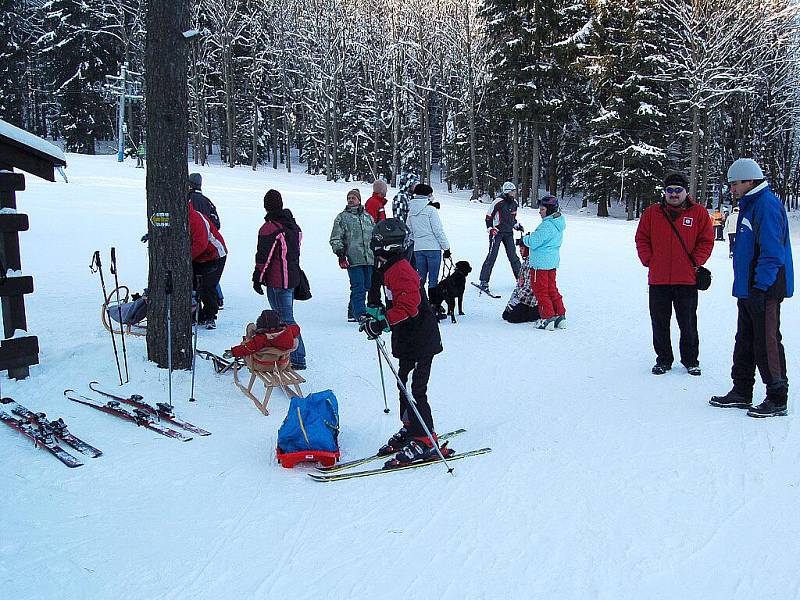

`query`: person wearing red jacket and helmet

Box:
[189,201,227,329]
[635,172,714,376]
[360,218,453,468]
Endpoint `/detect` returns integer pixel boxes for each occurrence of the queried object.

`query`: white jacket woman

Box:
[406,184,450,291]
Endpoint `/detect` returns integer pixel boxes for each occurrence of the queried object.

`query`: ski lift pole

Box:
[165,270,173,408]
[375,339,390,414]
[91,251,123,385]
[109,248,129,383]
[374,338,454,475]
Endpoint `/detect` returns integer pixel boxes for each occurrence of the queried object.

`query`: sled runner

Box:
[101,285,147,337]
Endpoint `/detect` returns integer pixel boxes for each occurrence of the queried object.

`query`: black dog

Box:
[429,260,472,323]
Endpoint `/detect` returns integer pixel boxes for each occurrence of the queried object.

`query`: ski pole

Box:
[374,338,454,475]
[189,275,200,403]
[109,248,129,383]
[376,339,390,414]
[91,251,124,386]
[165,269,173,408]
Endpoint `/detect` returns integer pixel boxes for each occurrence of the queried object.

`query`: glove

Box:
[429,201,441,209]
[140,233,150,243]
[746,288,766,313]
[443,249,451,259]
[252,280,264,295]
[359,314,390,340]
[338,256,350,269]
[514,223,525,232]
[365,304,386,321]
[488,227,498,237]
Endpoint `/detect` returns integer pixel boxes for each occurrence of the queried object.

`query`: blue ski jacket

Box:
[522,212,566,270]
[732,182,793,299]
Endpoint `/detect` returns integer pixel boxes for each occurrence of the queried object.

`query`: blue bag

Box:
[277,390,340,453]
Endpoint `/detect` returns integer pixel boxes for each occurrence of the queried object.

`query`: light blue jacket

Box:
[523,213,566,270]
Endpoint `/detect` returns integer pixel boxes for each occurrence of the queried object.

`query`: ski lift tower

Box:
[105,63,144,162]
[0,119,67,380]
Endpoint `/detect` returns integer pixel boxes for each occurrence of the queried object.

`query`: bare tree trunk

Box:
[512,118,520,191]
[530,123,540,208]
[391,64,401,186]
[286,109,293,173]
[145,0,191,369]
[325,100,332,180]
[689,106,700,197]
[700,109,710,207]
[272,107,279,169]
[223,47,236,168]
[548,127,558,194]
[251,105,258,171]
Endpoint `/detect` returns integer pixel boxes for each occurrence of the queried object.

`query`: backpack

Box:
[277,389,340,453]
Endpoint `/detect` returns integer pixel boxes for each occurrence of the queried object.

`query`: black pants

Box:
[479,231,521,284]
[714,225,724,240]
[192,256,226,322]
[649,284,699,368]
[397,355,435,437]
[728,233,736,255]
[731,298,788,400]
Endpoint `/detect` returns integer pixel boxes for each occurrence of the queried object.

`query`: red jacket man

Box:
[189,202,227,327]
[635,173,714,376]
[365,179,388,223]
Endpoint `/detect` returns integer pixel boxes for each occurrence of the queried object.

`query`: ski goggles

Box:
[664,186,685,194]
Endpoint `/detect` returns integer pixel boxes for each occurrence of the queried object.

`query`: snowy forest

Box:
[2,0,799,216]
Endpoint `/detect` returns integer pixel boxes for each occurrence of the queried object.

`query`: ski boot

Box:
[709,389,752,409]
[384,435,454,468]
[377,426,411,456]
[554,315,567,329]
[534,317,557,331]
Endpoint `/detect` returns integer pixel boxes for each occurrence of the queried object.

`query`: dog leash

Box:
[441,256,454,281]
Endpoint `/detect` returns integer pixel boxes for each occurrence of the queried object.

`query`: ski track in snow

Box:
[1,154,799,600]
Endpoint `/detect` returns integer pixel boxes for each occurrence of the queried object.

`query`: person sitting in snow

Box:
[228,310,301,372]
[502,240,540,324]
[521,193,566,330]
[360,218,453,467]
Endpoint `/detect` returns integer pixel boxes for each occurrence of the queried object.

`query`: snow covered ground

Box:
[2,154,799,600]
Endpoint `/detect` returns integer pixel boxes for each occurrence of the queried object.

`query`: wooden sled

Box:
[232,355,305,416]
[101,285,147,337]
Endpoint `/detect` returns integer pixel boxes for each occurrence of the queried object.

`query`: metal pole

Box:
[189,276,200,402]
[109,248,129,383]
[165,270,173,408]
[91,251,123,385]
[374,338,454,475]
[117,63,126,162]
[619,157,625,204]
[376,340,390,414]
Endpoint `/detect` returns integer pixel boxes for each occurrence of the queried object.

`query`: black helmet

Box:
[371,218,411,258]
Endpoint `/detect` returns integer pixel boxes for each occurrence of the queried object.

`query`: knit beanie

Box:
[188,173,202,190]
[347,189,361,202]
[413,183,433,196]
[373,179,388,196]
[256,309,283,332]
[663,172,689,190]
[264,189,283,213]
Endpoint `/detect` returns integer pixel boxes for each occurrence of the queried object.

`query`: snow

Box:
[2,154,800,599]
[0,207,18,214]
[0,119,66,163]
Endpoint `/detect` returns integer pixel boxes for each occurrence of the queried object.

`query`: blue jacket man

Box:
[710,159,793,417]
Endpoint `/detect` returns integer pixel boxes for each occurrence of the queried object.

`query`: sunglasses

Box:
[664,186,685,195]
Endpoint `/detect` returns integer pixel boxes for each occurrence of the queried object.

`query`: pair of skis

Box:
[0,398,102,468]
[64,382,211,441]
[308,429,491,482]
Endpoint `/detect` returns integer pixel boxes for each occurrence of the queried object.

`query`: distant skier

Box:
[476,181,523,293]
[360,218,452,466]
[136,143,145,168]
[725,205,739,258]
[522,194,566,330]
[391,172,419,223]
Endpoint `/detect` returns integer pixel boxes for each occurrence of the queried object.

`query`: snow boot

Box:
[747,398,787,418]
[385,435,453,468]
[651,363,672,375]
[709,389,752,409]
[204,319,216,330]
[686,365,701,376]
[554,315,567,330]
[534,317,557,331]
[377,426,411,456]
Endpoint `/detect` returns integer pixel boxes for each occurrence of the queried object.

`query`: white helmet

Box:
[502,181,516,194]
[727,158,764,183]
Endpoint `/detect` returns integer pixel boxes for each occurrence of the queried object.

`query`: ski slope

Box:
[2,154,799,600]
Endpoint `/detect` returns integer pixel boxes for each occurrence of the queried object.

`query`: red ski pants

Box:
[531,268,565,319]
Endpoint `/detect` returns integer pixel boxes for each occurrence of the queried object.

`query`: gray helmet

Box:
[371,218,411,258]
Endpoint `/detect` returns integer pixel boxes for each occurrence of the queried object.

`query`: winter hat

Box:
[188,173,202,190]
[502,181,517,194]
[373,179,388,196]
[538,194,559,215]
[399,172,420,194]
[727,158,764,183]
[663,172,689,190]
[347,189,362,202]
[413,183,433,196]
[264,189,283,213]
[256,309,283,332]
